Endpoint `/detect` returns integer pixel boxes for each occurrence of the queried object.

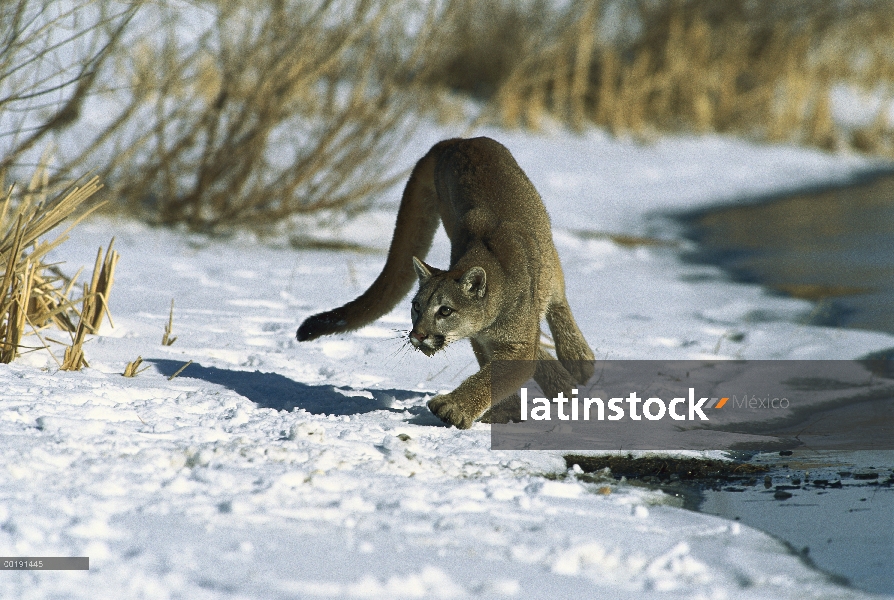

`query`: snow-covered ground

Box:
[2,126,893,598]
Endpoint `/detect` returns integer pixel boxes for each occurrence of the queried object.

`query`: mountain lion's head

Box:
[408,257,488,356]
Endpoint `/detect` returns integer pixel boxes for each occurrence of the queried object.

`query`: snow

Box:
[2,125,893,598]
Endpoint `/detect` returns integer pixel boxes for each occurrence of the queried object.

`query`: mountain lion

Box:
[297,137,595,428]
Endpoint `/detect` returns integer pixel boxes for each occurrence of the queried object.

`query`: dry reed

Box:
[60,282,93,371]
[59,239,118,371]
[162,298,176,346]
[123,356,149,377]
[86,240,119,333]
[431,0,894,155]
[167,360,193,381]
[0,165,104,364]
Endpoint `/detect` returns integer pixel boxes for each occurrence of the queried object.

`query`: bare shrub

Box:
[3,0,440,233]
[0,0,137,177]
[79,0,436,232]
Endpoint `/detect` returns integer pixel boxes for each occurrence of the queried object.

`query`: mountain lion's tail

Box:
[296,140,456,342]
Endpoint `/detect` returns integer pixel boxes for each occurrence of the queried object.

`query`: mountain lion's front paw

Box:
[427,394,475,429]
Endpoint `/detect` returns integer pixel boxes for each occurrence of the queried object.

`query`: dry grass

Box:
[86,240,118,332]
[0,164,104,363]
[59,282,93,371]
[430,0,894,155]
[123,356,149,377]
[167,360,193,381]
[59,237,118,371]
[161,298,176,346]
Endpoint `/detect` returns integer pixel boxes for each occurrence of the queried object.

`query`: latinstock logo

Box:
[490,359,894,452]
[518,388,732,422]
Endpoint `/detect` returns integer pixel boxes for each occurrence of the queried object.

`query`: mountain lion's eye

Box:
[438,306,453,317]
[412,301,420,313]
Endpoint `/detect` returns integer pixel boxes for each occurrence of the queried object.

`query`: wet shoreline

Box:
[696,452,894,595]
[678,168,894,336]
[566,452,894,594]
[667,170,894,594]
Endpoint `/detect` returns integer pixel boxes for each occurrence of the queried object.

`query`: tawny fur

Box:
[297,137,595,429]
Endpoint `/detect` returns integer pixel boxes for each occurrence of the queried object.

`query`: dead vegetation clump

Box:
[0,164,115,366]
[123,356,149,377]
[427,0,894,155]
[564,454,769,482]
[60,240,119,371]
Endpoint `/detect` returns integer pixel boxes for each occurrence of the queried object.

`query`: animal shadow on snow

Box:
[149,359,443,423]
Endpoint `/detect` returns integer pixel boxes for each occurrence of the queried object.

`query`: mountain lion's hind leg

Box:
[546,298,595,385]
[533,346,578,399]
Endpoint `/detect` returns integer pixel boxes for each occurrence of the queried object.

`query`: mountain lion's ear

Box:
[412,256,433,282]
[460,266,486,298]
